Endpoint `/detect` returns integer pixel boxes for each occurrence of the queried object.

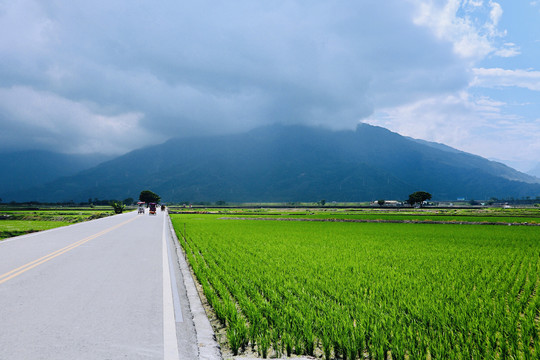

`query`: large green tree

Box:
[407,191,432,207]
[139,190,161,204]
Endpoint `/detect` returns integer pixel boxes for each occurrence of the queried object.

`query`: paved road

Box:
[0,210,207,360]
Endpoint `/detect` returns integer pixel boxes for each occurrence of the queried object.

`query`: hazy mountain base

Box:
[0,150,113,194]
[527,162,540,178]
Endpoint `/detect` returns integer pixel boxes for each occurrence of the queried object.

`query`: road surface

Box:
[0,210,217,360]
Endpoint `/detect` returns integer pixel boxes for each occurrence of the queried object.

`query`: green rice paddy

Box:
[171,209,540,359]
[0,207,112,240]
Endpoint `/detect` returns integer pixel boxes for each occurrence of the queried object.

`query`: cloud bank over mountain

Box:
[0,1,538,170]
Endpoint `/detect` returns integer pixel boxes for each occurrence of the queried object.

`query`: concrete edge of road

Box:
[166,213,223,360]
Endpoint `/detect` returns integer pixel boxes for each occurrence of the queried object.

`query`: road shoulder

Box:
[166,213,222,360]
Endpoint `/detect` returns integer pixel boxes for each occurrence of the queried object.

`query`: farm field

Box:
[169,207,540,224]
[171,210,540,359]
[0,207,113,240]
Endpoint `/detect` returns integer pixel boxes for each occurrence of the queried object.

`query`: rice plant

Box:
[172,214,540,359]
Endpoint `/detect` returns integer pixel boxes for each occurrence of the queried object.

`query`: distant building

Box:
[370,200,402,206]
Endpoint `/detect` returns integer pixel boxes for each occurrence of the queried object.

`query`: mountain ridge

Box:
[2,124,539,203]
[0,150,113,196]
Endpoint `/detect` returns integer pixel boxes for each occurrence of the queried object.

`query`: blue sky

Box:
[365,0,540,171]
[0,0,539,172]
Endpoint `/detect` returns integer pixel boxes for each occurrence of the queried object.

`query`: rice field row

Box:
[171,213,540,359]
[170,207,540,225]
[297,213,540,224]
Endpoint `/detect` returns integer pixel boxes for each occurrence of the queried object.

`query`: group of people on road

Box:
[137,202,166,215]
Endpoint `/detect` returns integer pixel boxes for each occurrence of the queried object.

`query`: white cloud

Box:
[0,86,155,154]
[364,91,488,145]
[410,0,514,59]
[467,0,484,7]
[494,43,521,57]
[472,68,540,91]
[486,1,503,37]
[411,0,492,58]
[364,90,540,169]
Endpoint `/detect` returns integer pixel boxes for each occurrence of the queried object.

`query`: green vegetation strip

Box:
[170,207,540,224]
[172,214,540,359]
[0,208,112,240]
[222,217,540,226]
[0,220,71,240]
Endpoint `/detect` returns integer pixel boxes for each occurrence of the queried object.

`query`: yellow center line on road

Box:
[0,216,139,285]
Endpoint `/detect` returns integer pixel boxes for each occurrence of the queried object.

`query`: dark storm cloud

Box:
[0,0,469,154]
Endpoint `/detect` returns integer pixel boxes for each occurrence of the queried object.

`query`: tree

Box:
[377,199,385,207]
[110,201,125,214]
[407,191,432,207]
[123,197,134,205]
[139,190,161,205]
[319,199,326,206]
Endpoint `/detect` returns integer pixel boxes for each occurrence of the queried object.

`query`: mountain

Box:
[528,163,540,178]
[3,124,540,203]
[409,138,540,184]
[407,137,465,155]
[0,151,113,196]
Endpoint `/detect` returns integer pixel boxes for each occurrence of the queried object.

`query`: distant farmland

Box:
[0,207,112,240]
[171,209,540,359]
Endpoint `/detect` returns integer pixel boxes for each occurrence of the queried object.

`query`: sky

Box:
[0,0,539,172]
